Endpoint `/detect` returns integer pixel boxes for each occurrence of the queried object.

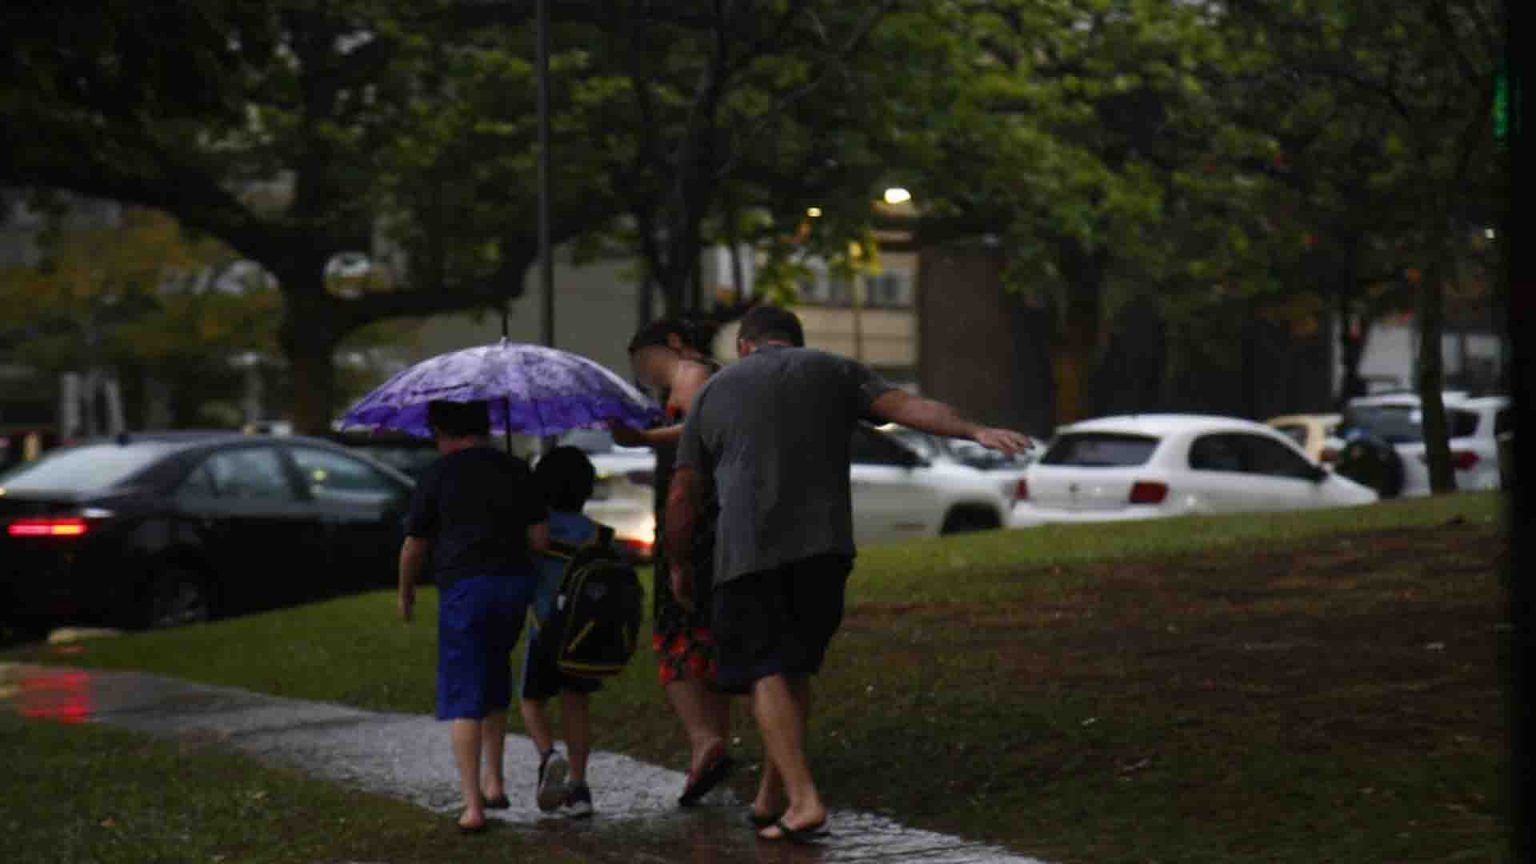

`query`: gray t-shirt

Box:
[675,345,896,583]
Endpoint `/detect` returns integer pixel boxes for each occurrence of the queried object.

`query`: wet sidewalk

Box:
[0,663,1049,863]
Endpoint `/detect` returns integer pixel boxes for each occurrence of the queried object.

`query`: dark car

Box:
[0,432,413,631]
[331,430,441,480]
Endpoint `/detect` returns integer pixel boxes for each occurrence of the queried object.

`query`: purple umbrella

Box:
[340,341,662,438]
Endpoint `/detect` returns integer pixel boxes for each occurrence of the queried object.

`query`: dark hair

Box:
[536,446,597,511]
[628,318,698,354]
[737,305,805,347]
[426,400,491,438]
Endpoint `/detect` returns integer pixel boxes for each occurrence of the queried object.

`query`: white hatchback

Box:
[1324,393,1511,497]
[1011,414,1378,527]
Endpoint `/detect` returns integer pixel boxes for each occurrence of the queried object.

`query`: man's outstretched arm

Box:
[870,389,1034,455]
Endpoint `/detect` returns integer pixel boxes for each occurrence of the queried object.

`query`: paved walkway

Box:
[0,662,1048,863]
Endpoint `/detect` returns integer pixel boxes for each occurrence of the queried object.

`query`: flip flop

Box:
[457,817,488,835]
[482,794,510,811]
[747,809,783,829]
[678,754,735,807]
[759,818,830,845]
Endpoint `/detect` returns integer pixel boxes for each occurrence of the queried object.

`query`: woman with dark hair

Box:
[610,318,734,806]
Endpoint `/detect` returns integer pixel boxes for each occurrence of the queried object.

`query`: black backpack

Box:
[544,525,644,678]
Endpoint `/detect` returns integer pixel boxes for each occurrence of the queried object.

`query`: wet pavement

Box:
[0,663,1048,863]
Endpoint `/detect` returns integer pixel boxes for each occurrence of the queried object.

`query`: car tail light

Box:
[1129,481,1168,505]
[619,537,653,556]
[1014,478,1029,502]
[1452,451,1480,471]
[1320,448,1338,463]
[7,517,89,538]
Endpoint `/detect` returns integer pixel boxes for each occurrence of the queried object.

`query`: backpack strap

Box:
[548,523,615,559]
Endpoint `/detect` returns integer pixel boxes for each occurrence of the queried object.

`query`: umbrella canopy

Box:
[340,341,662,438]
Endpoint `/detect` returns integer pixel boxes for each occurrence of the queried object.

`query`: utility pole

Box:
[536,0,554,349]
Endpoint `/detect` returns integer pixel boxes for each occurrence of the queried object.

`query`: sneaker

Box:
[537,750,569,813]
[561,782,594,819]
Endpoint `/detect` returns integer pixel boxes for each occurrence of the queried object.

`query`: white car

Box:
[557,425,1019,551]
[849,424,1019,545]
[1324,392,1511,497]
[1011,414,1377,527]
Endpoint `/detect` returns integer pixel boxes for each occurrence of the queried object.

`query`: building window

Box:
[865,272,913,308]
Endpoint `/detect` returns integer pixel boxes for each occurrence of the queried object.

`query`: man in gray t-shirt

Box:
[667,306,1031,843]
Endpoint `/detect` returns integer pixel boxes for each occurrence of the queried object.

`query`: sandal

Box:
[759,818,830,845]
[679,754,735,807]
[748,809,783,829]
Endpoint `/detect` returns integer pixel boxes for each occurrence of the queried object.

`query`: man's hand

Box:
[974,427,1033,456]
[669,562,696,614]
[398,587,415,624]
[607,421,650,448]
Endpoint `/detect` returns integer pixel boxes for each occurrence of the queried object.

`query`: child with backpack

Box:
[519,446,638,818]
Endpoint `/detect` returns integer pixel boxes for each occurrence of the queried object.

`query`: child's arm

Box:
[397,537,430,623]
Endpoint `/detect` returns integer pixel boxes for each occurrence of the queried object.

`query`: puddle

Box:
[0,663,1048,863]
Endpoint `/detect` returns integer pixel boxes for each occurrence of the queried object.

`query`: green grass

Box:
[0,713,584,864]
[10,493,1511,863]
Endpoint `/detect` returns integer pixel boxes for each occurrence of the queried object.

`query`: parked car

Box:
[1265,413,1341,463]
[0,432,413,631]
[551,424,1017,549]
[881,424,1041,472]
[1011,414,1377,527]
[1323,393,1511,497]
[849,424,1019,543]
[333,430,441,480]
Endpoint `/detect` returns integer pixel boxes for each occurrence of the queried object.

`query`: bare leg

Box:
[519,698,556,757]
[451,718,486,829]
[752,678,811,820]
[666,679,730,775]
[560,692,592,784]
[480,711,508,801]
[752,675,825,837]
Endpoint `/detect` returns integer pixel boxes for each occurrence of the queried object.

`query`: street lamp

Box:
[806,206,824,218]
[883,187,912,205]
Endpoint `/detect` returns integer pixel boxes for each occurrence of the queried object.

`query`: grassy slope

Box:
[9,494,1509,863]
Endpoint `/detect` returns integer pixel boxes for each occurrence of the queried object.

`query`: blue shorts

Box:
[437,573,536,721]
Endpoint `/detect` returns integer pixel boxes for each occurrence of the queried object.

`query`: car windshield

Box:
[358,447,436,479]
[1040,433,1159,467]
[1342,405,1480,443]
[0,442,176,493]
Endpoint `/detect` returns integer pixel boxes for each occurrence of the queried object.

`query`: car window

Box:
[181,447,296,502]
[887,428,943,461]
[1188,435,1245,473]
[0,443,176,492]
[1448,410,1480,439]
[1042,433,1159,467]
[1496,409,1513,437]
[851,426,919,466]
[289,447,401,505]
[1240,435,1318,480]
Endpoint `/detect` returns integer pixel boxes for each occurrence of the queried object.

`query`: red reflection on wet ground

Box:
[18,669,94,724]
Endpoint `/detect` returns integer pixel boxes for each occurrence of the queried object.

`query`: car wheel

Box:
[940,507,1002,535]
[1334,435,1405,499]
[142,568,212,630]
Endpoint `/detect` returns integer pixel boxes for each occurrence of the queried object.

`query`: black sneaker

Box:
[561,782,594,819]
[537,750,569,813]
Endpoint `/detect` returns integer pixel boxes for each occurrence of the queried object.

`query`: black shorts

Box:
[712,554,853,694]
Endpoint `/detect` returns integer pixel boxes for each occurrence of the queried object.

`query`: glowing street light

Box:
[883,187,912,205]
[806,206,824,218]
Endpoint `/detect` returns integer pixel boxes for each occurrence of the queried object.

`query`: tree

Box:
[0,206,280,428]
[904,0,1273,423]
[1224,0,1503,491]
[1,1,618,432]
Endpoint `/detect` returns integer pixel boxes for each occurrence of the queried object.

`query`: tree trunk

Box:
[1416,240,1456,493]
[278,280,342,436]
[1051,313,1097,425]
